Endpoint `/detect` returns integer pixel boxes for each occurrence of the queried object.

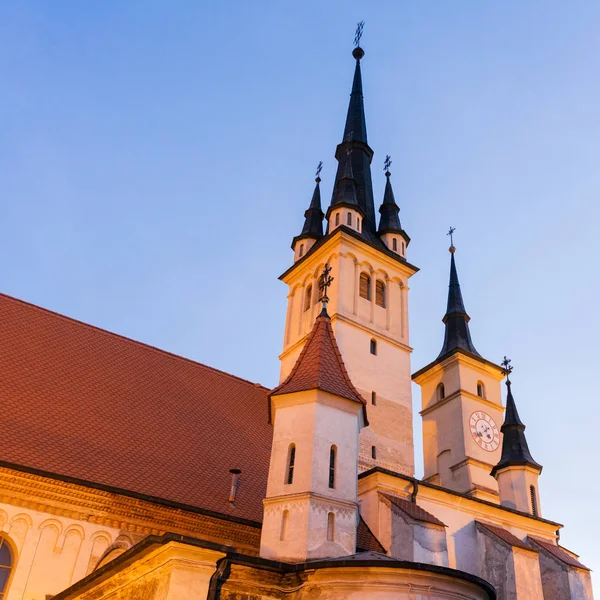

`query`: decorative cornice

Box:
[420,389,504,417]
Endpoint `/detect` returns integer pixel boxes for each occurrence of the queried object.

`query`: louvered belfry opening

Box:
[375,280,385,307]
[359,273,370,300]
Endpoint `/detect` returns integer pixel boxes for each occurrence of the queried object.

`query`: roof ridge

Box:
[0,292,270,392]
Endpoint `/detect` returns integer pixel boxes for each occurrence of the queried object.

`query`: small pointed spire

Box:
[378,156,408,239]
[491,359,542,477]
[291,164,325,250]
[437,231,481,359]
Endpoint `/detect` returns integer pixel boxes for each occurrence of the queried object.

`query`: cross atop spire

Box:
[447,226,456,250]
[315,160,323,181]
[501,356,513,381]
[354,21,365,48]
[318,263,334,313]
[384,154,392,175]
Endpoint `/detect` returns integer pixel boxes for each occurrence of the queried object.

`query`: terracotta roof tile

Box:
[270,310,367,422]
[475,521,532,551]
[356,516,386,553]
[529,537,590,570]
[0,293,272,523]
[379,492,446,527]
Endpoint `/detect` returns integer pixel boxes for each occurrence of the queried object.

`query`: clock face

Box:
[469,411,500,452]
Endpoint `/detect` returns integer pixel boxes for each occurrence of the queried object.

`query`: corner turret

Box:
[292,165,324,262]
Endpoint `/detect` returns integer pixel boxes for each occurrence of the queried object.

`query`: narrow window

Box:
[0,536,14,599]
[286,444,296,485]
[477,381,485,398]
[280,510,289,541]
[347,212,352,226]
[530,486,538,516]
[437,383,445,401]
[359,273,371,300]
[327,512,335,542]
[371,391,376,405]
[392,238,397,251]
[335,212,340,226]
[371,446,377,459]
[328,446,336,489]
[299,244,304,258]
[375,280,386,308]
[303,285,312,312]
[402,242,405,255]
[370,339,377,355]
[357,217,361,231]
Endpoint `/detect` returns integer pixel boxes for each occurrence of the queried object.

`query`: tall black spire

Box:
[330,26,377,237]
[292,166,325,250]
[491,363,542,477]
[437,238,481,359]
[378,157,409,242]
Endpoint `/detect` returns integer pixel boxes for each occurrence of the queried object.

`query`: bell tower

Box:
[412,236,504,502]
[279,37,418,475]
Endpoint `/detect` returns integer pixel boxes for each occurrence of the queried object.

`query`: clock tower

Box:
[412,241,504,502]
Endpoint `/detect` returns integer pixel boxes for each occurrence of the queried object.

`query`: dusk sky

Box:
[2,1,599,588]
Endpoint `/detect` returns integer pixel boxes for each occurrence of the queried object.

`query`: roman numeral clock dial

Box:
[469,411,500,451]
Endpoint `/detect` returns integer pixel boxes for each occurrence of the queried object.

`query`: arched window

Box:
[359,273,371,300]
[286,444,296,485]
[335,212,340,226]
[327,512,335,542]
[530,486,538,516]
[347,212,352,226]
[371,391,376,405]
[280,510,289,541]
[477,381,485,398]
[299,244,304,258]
[375,280,386,308]
[370,339,377,355]
[329,445,336,489]
[371,446,377,459]
[437,383,445,401]
[304,285,312,312]
[392,238,397,251]
[0,536,14,599]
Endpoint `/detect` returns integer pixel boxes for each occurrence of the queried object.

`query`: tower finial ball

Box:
[352,46,364,60]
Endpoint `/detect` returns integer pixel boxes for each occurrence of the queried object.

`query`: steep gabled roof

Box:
[379,492,446,527]
[269,308,367,422]
[475,521,532,551]
[528,537,590,570]
[356,517,386,553]
[0,293,272,523]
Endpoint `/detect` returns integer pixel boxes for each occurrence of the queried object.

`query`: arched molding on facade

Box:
[94,535,134,572]
[63,524,86,541]
[90,531,112,544]
[114,533,134,546]
[38,518,63,535]
[0,510,9,530]
[9,513,33,530]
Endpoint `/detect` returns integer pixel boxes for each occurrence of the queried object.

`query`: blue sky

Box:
[2,0,599,587]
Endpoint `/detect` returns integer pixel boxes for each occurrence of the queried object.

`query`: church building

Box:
[0,33,593,600]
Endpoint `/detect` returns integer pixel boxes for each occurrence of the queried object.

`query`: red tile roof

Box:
[0,293,273,523]
[356,517,386,554]
[475,521,532,551]
[529,537,590,570]
[379,492,446,527]
[270,310,367,422]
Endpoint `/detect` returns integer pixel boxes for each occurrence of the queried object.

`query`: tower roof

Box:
[377,166,409,242]
[491,379,542,477]
[292,175,324,248]
[329,45,378,237]
[437,248,481,360]
[269,308,367,423]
